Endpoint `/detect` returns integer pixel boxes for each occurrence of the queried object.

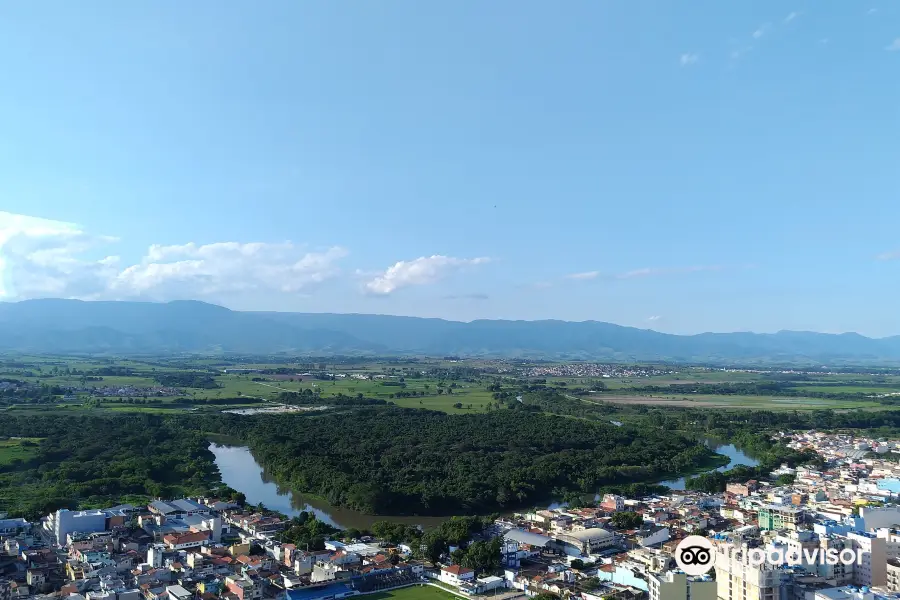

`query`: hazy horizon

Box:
[2,296,895,339]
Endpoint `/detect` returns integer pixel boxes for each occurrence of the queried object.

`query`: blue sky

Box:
[1,1,899,335]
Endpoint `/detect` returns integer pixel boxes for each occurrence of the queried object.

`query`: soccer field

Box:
[366,585,467,600]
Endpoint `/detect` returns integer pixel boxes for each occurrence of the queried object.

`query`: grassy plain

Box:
[6,355,900,415]
[595,394,890,410]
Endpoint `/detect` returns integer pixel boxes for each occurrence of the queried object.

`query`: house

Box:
[440,565,475,587]
[636,525,670,548]
[602,495,626,512]
[225,576,262,600]
[163,531,209,550]
[0,518,29,535]
[165,586,192,600]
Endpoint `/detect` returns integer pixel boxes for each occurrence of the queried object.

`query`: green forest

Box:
[3,394,899,521]
[199,407,722,515]
[0,414,220,519]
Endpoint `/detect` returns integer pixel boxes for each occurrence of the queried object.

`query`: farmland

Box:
[4,354,900,416]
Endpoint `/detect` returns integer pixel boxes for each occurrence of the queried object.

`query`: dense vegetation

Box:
[199,407,721,515]
[0,415,219,519]
[6,366,900,524]
[277,511,342,550]
[276,391,388,406]
[153,371,220,389]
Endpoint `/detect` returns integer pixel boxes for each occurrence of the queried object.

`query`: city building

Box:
[440,565,475,587]
[758,505,803,531]
[649,570,716,600]
[556,528,618,556]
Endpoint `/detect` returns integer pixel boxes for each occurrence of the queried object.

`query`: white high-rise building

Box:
[846,532,886,587]
[713,541,794,600]
[649,571,716,600]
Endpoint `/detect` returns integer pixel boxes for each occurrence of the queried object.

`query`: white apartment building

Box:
[887,558,900,592]
[714,541,794,600]
[648,570,716,600]
[846,532,887,587]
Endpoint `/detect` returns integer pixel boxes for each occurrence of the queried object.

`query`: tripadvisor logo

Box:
[675,535,864,576]
[675,536,716,576]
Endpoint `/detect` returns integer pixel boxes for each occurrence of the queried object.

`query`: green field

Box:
[366,585,467,600]
[795,385,900,395]
[0,438,41,466]
[596,393,891,410]
[6,355,900,415]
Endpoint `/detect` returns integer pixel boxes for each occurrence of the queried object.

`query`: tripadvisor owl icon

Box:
[675,535,716,576]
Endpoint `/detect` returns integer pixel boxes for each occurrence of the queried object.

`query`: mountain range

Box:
[0,298,898,365]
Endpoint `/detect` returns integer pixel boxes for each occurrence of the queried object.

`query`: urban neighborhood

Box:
[7,431,900,600]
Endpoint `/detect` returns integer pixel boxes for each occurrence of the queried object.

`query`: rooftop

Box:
[504,529,553,547]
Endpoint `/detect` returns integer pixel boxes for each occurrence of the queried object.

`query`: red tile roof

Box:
[443,565,474,575]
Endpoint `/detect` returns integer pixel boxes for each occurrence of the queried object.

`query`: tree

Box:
[453,402,463,409]
[610,511,643,530]
[776,473,796,486]
[581,577,601,591]
[421,530,447,564]
[451,548,465,565]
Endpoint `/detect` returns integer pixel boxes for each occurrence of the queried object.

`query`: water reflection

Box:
[209,443,447,531]
[659,438,760,490]
[211,436,759,528]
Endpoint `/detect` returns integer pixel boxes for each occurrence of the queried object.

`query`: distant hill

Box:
[1,298,899,364]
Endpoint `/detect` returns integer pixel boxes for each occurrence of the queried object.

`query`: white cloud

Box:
[887,39,900,51]
[112,243,348,298]
[364,255,490,295]
[753,23,772,39]
[877,250,900,261]
[679,53,700,66]
[0,211,120,300]
[783,11,800,24]
[646,315,661,322]
[0,211,348,302]
[868,8,878,15]
[566,271,600,280]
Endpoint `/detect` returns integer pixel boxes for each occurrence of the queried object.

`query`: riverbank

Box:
[209,436,749,529]
[659,439,761,490]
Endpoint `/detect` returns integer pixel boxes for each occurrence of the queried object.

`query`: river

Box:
[658,438,760,490]
[209,443,448,530]
[210,437,759,528]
